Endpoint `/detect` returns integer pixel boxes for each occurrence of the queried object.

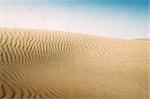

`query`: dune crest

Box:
[0,28,149,99]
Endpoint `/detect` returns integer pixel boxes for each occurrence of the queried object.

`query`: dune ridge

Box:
[0,28,149,99]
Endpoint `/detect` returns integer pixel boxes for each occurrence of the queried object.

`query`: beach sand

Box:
[0,28,149,99]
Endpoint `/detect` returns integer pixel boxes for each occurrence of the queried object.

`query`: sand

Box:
[0,28,149,99]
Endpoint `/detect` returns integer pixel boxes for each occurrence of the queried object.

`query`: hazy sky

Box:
[0,0,149,39]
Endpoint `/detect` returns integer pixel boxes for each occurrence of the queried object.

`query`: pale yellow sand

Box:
[0,28,149,99]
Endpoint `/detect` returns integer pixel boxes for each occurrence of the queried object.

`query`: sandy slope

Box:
[0,28,149,99]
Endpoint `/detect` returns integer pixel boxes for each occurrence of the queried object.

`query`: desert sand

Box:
[0,28,149,99]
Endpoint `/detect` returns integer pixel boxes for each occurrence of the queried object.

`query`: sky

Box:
[0,0,149,39]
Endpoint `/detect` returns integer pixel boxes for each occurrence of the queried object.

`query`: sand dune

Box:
[0,28,149,99]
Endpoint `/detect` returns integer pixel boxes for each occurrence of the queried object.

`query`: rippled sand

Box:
[0,28,149,99]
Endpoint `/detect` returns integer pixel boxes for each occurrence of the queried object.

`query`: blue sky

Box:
[0,0,148,39]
